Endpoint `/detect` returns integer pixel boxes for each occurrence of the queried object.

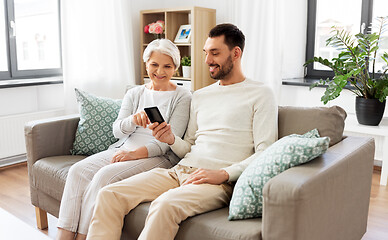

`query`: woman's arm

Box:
[112,88,139,139]
[111,146,148,163]
[111,89,192,163]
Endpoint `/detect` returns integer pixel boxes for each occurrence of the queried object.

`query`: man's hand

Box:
[182,168,229,186]
[148,122,175,145]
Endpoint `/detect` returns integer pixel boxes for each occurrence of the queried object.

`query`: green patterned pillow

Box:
[71,88,122,156]
[228,129,330,220]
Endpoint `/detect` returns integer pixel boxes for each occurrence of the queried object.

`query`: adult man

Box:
[87,23,277,240]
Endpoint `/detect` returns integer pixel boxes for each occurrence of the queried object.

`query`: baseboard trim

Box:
[373,165,382,172]
[0,154,27,168]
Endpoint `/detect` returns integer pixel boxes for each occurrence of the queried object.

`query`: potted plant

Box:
[181,56,191,78]
[304,16,388,126]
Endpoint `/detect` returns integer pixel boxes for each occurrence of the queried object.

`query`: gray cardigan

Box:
[111,85,192,164]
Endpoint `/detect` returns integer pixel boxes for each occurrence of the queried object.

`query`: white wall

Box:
[279,84,388,117]
[0,83,65,160]
[0,83,65,116]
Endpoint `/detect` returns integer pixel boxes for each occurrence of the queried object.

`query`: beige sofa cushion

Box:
[278,106,347,146]
[32,155,86,201]
[122,203,263,240]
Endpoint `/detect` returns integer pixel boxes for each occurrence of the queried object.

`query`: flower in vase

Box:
[145,20,165,38]
[144,24,150,34]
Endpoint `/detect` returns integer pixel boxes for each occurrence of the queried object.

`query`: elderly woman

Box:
[56,39,191,240]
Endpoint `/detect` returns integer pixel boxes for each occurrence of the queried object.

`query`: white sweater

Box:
[171,79,278,181]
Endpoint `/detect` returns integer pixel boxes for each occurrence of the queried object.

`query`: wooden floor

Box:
[0,163,58,239]
[0,163,387,240]
[363,168,388,240]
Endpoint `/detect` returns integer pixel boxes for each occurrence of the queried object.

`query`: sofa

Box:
[24,106,375,240]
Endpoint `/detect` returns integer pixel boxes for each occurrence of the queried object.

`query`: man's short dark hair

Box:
[209,23,245,52]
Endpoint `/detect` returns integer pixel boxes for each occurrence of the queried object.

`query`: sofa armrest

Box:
[261,136,374,240]
[24,114,80,166]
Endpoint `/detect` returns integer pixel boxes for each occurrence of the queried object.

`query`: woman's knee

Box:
[89,166,120,190]
[67,160,88,179]
[68,151,109,179]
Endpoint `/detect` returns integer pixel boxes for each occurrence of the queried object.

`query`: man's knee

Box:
[95,184,116,203]
[149,192,177,213]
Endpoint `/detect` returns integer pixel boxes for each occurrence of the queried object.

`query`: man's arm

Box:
[182,168,229,185]
[145,91,192,158]
[149,100,197,158]
[222,89,278,181]
[149,122,175,145]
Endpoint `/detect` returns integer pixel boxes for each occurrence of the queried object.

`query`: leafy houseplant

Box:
[181,56,191,78]
[305,16,388,125]
[181,56,191,67]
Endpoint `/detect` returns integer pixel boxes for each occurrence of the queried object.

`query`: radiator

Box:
[0,109,65,166]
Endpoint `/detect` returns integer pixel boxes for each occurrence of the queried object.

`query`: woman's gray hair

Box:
[143,39,181,70]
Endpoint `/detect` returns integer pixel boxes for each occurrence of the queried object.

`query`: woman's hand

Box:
[111,150,137,163]
[132,111,150,128]
[149,122,175,145]
[111,147,148,163]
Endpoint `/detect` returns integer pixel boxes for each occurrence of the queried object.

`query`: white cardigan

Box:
[111,85,192,164]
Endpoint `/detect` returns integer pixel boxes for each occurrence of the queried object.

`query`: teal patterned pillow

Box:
[228,129,330,220]
[71,89,122,156]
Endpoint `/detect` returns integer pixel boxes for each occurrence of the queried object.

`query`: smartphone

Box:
[144,106,165,124]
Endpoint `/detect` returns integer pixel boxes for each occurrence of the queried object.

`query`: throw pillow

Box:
[278,106,347,146]
[71,88,122,156]
[228,129,330,220]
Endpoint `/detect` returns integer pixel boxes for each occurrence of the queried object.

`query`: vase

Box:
[182,66,191,78]
[355,97,386,126]
[154,34,163,39]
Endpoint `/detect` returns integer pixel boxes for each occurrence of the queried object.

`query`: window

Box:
[0,0,62,81]
[372,0,388,72]
[305,0,388,79]
[0,1,8,73]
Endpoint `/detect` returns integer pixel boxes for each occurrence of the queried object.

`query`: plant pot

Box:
[182,66,191,78]
[355,97,386,126]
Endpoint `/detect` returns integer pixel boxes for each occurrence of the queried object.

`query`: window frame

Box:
[305,0,375,79]
[0,0,62,81]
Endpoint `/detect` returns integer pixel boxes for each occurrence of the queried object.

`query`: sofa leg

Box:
[35,207,48,230]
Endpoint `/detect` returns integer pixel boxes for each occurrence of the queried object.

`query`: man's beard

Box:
[209,56,234,80]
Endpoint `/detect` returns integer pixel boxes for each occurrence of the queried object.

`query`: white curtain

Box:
[233,0,286,98]
[233,0,308,100]
[61,0,135,113]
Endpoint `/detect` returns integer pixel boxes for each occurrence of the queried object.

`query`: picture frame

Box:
[174,25,192,43]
